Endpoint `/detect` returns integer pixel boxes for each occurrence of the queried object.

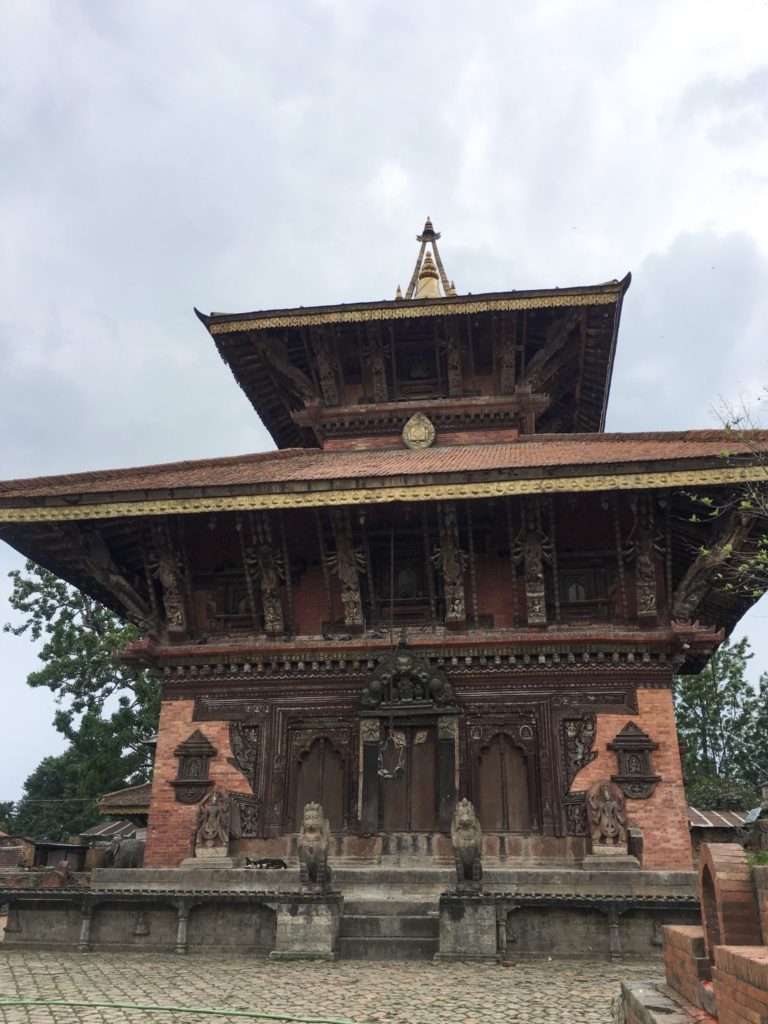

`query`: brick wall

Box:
[144,700,253,868]
[754,865,768,945]
[573,687,692,870]
[713,945,768,1024]
[662,925,712,1007]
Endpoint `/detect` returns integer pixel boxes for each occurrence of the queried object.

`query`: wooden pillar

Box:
[438,717,458,832]
[359,719,380,835]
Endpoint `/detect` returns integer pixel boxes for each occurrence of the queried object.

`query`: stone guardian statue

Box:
[297,802,332,893]
[451,798,483,892]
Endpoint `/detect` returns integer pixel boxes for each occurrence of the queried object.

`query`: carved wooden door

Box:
[477,734,532,832]
[292,737,344,832]
[380,725,438,831]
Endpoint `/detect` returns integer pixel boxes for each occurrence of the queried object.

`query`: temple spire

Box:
[403,217,456,300]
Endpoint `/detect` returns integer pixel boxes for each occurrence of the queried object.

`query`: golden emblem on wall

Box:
[402,412,436,450]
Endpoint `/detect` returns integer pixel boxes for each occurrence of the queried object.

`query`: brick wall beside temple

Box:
[144,699,252,868]
[573,687,692,871]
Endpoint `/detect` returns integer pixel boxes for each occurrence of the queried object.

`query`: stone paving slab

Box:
[0,950,660,1024]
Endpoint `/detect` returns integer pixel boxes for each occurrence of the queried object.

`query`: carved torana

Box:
[361,642,456,712]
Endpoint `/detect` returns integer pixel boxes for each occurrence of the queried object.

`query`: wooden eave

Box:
[197,276,630,449]
[1,452,764,523]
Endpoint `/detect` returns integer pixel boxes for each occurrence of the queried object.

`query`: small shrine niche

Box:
[171,729,217,804]
[608,721,661,799]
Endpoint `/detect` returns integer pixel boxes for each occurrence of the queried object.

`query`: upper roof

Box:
[1,430,766,522]
[197,254,631,448]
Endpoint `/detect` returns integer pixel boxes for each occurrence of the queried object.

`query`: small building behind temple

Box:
[1,219,767,879]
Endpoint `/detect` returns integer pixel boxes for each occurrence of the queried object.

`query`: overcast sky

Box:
[2,0,767,801]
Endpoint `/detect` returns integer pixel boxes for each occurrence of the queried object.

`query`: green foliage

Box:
[3,561,160,839]
[748,850,768,866]
[675,636,768,810]
[0,800,15,832]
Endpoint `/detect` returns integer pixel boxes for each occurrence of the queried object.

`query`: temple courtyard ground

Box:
[0,950,661,1023]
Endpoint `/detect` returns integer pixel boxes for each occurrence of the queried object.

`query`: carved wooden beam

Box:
[435,502,466,628]
[310,326,340,405]
[520,310,580,392]
[672,514,755,622]
[329,508,365,631]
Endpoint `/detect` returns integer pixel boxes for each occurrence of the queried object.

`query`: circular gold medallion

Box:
[402,412,436,450]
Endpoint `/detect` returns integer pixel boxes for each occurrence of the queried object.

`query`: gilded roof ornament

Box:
[402,412,436,450]
[403,217,455,301]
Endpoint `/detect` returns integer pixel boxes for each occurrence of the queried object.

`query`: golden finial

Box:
[395,284,404,301]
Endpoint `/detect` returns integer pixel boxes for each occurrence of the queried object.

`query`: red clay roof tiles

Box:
[1,430,766,502]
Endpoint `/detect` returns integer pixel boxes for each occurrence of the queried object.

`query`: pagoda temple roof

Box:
[196,276,631,448]
[1,429,766,523]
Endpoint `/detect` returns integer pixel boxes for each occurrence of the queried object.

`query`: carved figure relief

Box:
[171,729,217,804]
[365,321,389,403]
[433,503,466,624]
[195,787,231,853]
[564,792,588,836]
[246,513,284,635]
[328,509,366,628]
[451,798,483,891]
[497,314,517,394]
[148,521,188,632]
[608,721,661,799]
[297,801,332,893]
[627,496,662,618]
[511,498,552,625]
[442,318,463,397]
[228,722,261,792]
[230,793,263,838]
[311,328,340,405]
[361,642,456,711]
[562,716,597,790]
[586,780,628,849]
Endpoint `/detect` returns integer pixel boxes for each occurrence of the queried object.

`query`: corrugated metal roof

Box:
[687,806,749,828]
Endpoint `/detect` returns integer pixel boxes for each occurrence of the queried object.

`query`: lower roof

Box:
[0,430,766,523]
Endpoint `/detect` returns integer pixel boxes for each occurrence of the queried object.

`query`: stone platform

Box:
[1,863,699,960]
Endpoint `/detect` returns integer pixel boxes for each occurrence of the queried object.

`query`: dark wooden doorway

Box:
[379,725,439,831]
[291,736,345,831]
[476,733,532,832]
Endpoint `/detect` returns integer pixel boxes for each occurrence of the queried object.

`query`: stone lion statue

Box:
[451,798,483,891]
[297,801,332,893]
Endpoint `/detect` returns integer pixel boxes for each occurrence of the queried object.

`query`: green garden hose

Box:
[0,999,366,1023]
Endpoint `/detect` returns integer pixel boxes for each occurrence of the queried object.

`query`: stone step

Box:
[337,936,439,961]
[339,915,438,939]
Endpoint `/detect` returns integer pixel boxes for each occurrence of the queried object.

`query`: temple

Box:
[2,219,767,881]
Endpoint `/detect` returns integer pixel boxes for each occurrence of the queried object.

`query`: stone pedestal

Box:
[180,851,235,869]
[268,896,342,961]
[435,895,500,962]
[583,852,640,871]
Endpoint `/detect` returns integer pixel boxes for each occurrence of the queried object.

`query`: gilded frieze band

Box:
[0,464,764,524]
[209,290,621,334]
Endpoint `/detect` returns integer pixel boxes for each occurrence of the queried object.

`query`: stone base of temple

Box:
[1,863,700,960]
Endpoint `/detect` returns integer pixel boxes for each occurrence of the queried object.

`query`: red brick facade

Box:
[573,688,692,870]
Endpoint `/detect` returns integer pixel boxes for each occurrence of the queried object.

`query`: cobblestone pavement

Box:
[0,950,661,1024]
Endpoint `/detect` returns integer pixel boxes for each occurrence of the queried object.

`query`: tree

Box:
[3,561,160,836]
[675,636,768,809]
